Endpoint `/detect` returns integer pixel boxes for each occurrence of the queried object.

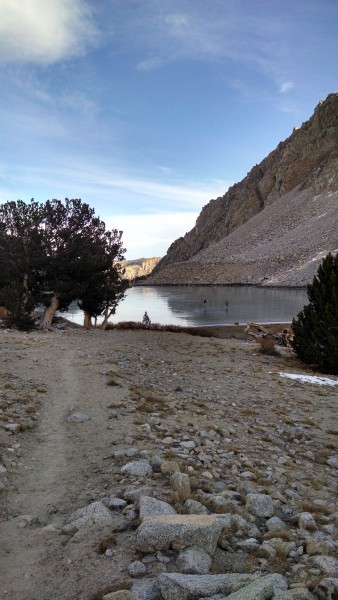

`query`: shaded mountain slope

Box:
[147,93,338,287]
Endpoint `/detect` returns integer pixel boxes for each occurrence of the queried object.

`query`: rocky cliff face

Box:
[121,257,161,280]
[147,93,338,287]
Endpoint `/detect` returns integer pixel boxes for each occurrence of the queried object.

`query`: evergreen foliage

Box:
[0,282,35,330]
[292,253,338,374]
[0,198,127,328]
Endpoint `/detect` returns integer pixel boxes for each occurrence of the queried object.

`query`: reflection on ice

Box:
[62,285,308,327]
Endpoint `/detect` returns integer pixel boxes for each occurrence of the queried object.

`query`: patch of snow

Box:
[279,373,338,387]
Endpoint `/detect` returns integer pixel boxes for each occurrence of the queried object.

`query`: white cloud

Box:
[0,0,97,64]
[1,158,230,211]
[278,81,295,93]
[106,212,199,259]
[137,56,165,71]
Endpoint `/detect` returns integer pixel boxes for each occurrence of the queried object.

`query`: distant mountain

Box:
[121,257,161,280]
[146,93,338,287]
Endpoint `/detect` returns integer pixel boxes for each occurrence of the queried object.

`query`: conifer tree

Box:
[292,253,338,374]
[0,198,126,329]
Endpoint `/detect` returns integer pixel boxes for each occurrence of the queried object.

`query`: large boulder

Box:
[136,515,224,555]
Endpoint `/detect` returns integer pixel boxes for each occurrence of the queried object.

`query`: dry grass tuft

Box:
[107,321,218,338]
[326,427,338,435]
[106,377,121,387]
[301,501,331,515]
[97,534,116,553]
[129,384,168,412]
[258,336,279,356]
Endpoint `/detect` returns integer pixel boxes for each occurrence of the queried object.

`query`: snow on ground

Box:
[279,372,338,386]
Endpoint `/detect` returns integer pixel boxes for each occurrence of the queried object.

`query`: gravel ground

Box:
[0,327,337,599]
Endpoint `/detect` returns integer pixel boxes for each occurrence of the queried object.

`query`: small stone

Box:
[160,460,181,475]
[314,578,338,599]
[180,441,195,449]
[298,512,317,531]
[67,412,90,423]
[162,437,173,445]
[128,560,147,578]
[123,485,152,502]
[68,501,114,529]
[15,514,40,527]
[176,545,212,574]
[311,555,338,577]
[235,538,260,553]
[232,514,249,531]
[266,516,288,532]
[5,423,21,434]
[246,493,274,518]
[326,456,338,469]
[125,448,139,457]
[240,471,255,479]
[261,538,295,558]
[184,499,208,515]
[121,460,152,477]
[225,573,288,599]
[306,538,335,556]
[202,471,213,479]
[139,496,177,520]
[105,497,127,510]
[210,496,230,512]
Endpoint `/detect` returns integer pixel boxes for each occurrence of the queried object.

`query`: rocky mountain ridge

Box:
[121,257,161,280]
[147,93,338,287]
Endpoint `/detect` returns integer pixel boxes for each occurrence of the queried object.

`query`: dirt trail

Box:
[0,331,131,599]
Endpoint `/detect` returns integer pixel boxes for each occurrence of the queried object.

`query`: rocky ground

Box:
[0,326,337,600]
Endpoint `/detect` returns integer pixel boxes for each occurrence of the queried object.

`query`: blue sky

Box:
[0,0,337,258]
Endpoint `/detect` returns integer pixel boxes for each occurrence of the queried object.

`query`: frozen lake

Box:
[62,285,308,327]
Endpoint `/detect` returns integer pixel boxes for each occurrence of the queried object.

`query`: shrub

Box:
[0,282,35,330]
[292,252,338,374]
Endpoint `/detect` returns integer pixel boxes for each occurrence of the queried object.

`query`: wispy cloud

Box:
[130,1,289,78]
[137,56,165,72]
[0,0,98,64]
[278,81,295,93]
[0,158,231,212]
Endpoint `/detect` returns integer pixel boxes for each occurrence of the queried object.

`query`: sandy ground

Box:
[0,326,337,600]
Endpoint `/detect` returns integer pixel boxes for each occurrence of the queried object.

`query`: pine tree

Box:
[0,198,127,329]
[292,253,338,374]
